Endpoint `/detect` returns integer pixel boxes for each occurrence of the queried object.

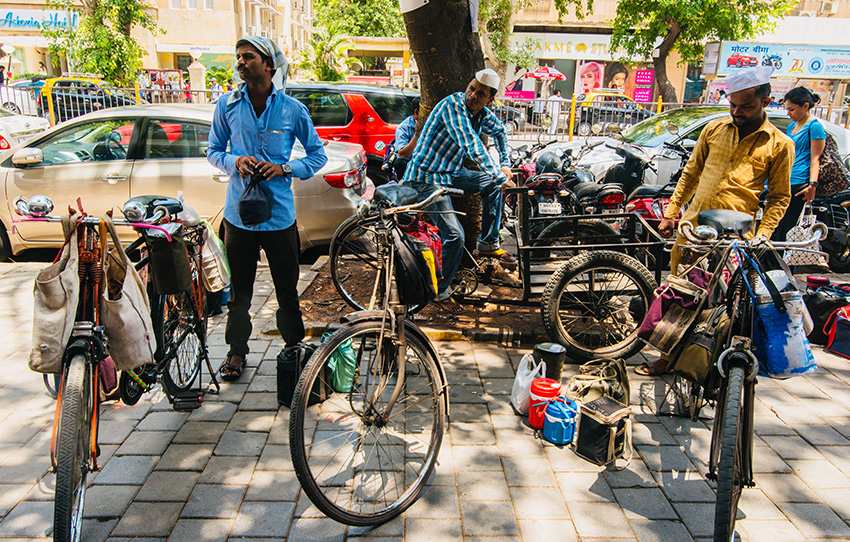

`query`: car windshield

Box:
[622,107,726,147]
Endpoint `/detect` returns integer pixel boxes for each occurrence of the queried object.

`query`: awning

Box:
[0,35,49,48]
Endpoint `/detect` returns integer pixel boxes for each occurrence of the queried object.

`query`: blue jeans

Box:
[410,169,504,293]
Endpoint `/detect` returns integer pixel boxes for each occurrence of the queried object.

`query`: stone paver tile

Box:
[116,431,174,456]
[0,501,52,536]
[795,424,850,446]
[200,457,257,485]
[135,411,188,432]
[405,518,462,542]
[230,502,294,537]
[605,459,658,488]
[214,432,266,457]
[112,502,182,537]
[227,412,275,433]
[457,471,510,501]
[460,500,519,537]
[173,422,228,445]
[451,446,502,472]
[736,519,806,542]
[246,376,276,393]
[652,471,716,502]
[556,472,615,502]
[237,393,278,412]
[628,519,694,542]
[182,485,247,519]
[502,456,558,487]
[761,435,823,460]
[83,485,139,518]
[168,519,233,542]
[754,474,820,502]
[545,446,605,473]
[0,485,34,516]
[632,422,678,446]
[672,503,714,538]
[244,470,300,501]
[135,471,199,502]
[347,516,403,538]
[287,517,345,542]
[96,456,158,485]
[0,454,52,484]
[614,488,677,520]
[96,422,136,445]
[781,503,850,538]
[207,384,248,404]
[637,445,696,472]
[82,517,119,542]
[568,501,632,538]
[449,422,495,446]
[156,444,214,471]
[815,488,850,520]
[518,519,578,541]
[786,459,850,489]
[752,444,792,474]
[406,485,459,518]
[255,444,293,471]
[102,402,153,421]
[450,404,490,424]
[509,486,569,519]
[736,488,784,520]
[820,445,850,477]
[480,378,513,396]
[188,403,238,423]
[22,475,54,502]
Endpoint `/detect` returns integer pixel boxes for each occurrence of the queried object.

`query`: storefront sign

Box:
[512,33,625,61]
[713,41,850,79]
[634,69,655,86]
[0,8,78,31]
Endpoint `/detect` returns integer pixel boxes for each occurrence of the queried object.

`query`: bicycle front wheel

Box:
[289,320,446,526]
[713,365,745,541]
[161,290,205,391]
[54,354,92,542]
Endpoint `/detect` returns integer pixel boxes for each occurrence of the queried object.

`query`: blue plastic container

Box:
[542,398,577,446]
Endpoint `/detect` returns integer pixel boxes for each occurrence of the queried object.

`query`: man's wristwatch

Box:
[280,163,293,176]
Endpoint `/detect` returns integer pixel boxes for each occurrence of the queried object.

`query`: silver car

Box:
[0,104,371,259]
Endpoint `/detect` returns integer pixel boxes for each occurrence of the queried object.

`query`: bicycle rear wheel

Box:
[161,290,205,391]
[330,215,382,312]
[54,354,92,542]
[289,320,446,526]
[713,365,745,541]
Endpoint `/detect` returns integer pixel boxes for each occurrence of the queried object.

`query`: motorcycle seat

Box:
[573,182,602,200]
[697,209,754,237]
[628,184,674,200]
[374,182,420,207]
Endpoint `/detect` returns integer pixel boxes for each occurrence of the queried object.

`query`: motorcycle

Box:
[812,191,850,272]
[762,54,783,70]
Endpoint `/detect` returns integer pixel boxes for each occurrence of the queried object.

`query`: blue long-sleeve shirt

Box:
[207,84,328,231]
[394,115,416,149]
[402,92,509,186]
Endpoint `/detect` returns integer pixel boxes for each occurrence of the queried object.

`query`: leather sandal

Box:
[218,354,246,382]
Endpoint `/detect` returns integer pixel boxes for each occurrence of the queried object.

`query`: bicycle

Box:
[677,210,825,541]
[289,185,461,526]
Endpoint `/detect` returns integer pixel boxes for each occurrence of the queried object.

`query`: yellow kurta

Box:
[663,115,795,272]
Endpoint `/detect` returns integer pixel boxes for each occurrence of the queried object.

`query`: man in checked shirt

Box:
[403,68,515,301]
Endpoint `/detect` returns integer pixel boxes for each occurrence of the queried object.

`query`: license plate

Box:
[602,208,620,214]
[538,201,562,215]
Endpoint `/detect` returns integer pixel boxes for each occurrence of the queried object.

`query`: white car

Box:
[0,84,40,116]
[0,107,49,153]
[551,106,850,187]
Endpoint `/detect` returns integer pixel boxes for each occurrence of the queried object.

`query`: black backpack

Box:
[392,228,438,306]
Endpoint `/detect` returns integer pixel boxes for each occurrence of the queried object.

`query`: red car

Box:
[726,53,758,68]
[286,83,418,184]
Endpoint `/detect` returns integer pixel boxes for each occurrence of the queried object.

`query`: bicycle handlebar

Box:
[678,220,827,249]
[382,186,464,216]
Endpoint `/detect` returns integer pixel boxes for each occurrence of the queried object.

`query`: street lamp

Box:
[189,47,203,63]
[1,44,15,72]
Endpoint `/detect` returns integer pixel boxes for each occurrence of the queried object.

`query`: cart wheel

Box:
[453,269,479,297]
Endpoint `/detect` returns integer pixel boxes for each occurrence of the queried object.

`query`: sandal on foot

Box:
[634,362,664,377]
[218,354,246,382]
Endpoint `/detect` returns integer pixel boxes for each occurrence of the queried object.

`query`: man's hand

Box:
[501,166,513,182]
[256,161,286,179]
[236,155,259,177]
[795,183,817,203]
[658,218,676,238]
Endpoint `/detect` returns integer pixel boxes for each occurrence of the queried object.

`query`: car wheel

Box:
[2,102,21,114]
[577,122,592,137]
[0,222,12,262]
[736,60,742,67]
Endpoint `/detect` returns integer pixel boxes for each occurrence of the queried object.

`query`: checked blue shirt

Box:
[402,92,509,186]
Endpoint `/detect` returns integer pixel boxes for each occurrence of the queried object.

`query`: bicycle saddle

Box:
[697,209,754,237]
[374,183,420,207]
[124,195,184,219]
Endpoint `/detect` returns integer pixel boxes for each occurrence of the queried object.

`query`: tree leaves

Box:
[314,0,406,38]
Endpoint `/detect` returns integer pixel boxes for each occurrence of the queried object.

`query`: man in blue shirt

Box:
[207,36,327,380]
[403,68,513,300]
[390,97,419,179]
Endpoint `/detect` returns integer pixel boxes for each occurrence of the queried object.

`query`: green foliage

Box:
[206,65,233,88]
[505,37,537,70]
[314,0,405,37]
[297,30,363,82]
[44,0,159,86]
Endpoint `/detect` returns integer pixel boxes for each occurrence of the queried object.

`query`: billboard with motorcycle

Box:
[716,42,850,79]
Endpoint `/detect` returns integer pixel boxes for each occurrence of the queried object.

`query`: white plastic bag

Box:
[510,354,546,415]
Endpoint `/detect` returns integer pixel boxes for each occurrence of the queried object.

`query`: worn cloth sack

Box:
[825,306,850,358]
[30,215,80,374]
[565,358,630,405]
[783,205,828,267]
[805,285,850,345]
[573,396,632,466]
[239,175,272,226]
[670,305,731,383]
[402,218,443,277]
[816,133,850,197]
[146,224,192,294]
[638,267,712,355]
[392,228,438,306]
[200,223,230,293]
[511,354,546,415]
[101,217,157,371]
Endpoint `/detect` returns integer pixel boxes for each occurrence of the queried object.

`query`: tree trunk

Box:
[653,20,682,104]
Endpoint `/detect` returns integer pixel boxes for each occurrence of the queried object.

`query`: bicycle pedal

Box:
[171,391,205,411]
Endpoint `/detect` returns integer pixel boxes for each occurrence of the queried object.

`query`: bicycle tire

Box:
[54,354,91,542]
[289,320,446,526]
[161,290,204,392]
[542,250,656,361]
[714,365,745,541]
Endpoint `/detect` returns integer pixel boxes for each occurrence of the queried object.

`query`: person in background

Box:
[0,66,5,87]
[392,97,420,178]
[718,89,730,105]
[772,86,826,241]
[546,89,563,135]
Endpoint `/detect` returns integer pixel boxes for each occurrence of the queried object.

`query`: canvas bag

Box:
[816,133,850,197]
[200,222,230,293]
[29,215,80,374]
[565,358,630,405]
[783,204,828,267]
[101,216,157,371]
[824,305,850,358]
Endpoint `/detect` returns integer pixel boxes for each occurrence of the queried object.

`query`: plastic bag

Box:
[201,222,231,293]
[510,354,546,415]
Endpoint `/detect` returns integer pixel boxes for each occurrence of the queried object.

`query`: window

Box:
[37,119,136,166]
[187,0,197,7]
[204,0,213,8]
[144,119,211,159]
[364,93,415,124]
[170,0,182,8]
[287,91,352,126]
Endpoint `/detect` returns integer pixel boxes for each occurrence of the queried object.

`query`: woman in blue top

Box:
[773,86,827,241]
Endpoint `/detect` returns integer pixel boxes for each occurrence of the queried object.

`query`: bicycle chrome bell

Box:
[122,200,147,223]
[694,225,719,241]
[28,195,54,218]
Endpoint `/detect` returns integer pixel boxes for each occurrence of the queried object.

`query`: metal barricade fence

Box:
[0,84,42,116]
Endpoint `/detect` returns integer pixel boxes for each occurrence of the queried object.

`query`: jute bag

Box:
[29,215,80,374]
[101,216,156,371]
[565,358,630,405]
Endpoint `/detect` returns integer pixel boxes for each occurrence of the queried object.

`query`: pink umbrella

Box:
[524,66,567,81]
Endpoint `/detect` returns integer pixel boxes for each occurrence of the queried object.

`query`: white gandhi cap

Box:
[475,68,501,91]
[725,66,774,94]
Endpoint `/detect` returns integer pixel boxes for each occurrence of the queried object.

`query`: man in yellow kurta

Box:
[658,67,794,273]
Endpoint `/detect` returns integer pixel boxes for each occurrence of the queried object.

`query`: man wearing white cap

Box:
[402,68,514,301]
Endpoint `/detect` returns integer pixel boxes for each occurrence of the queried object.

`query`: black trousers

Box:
[224,219,305,355]
[771,189,807,242]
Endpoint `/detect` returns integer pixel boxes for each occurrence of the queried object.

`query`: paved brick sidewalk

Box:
[2,263,850,541]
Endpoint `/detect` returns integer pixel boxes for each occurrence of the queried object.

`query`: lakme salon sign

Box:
[0,9,79,31]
